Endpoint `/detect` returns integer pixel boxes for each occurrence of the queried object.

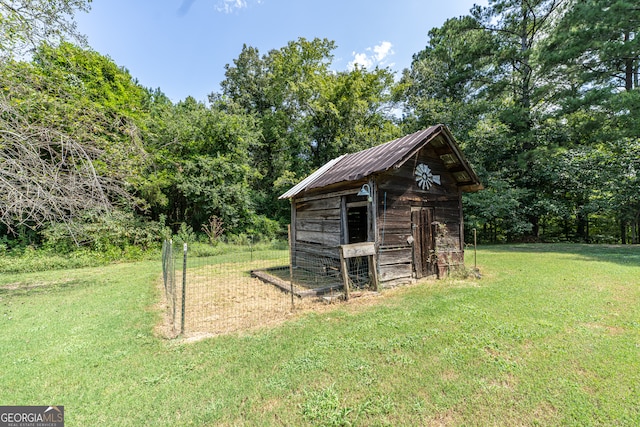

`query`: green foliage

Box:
[173,223,197,246]
[217,37,400,222]
[245,214,282,241]
[142,95,261,235]
[464,176,532,242]
[0,43,149,234]
[10,42,148,154]
[541,0,639,95]
[0,0,92,57]
[41,210,168,252]
[0,242,156,274]
[0,246,94,273]
[3,1,638,249]
[399,0,639,243]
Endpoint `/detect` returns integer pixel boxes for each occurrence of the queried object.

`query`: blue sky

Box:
[77,0,487,103]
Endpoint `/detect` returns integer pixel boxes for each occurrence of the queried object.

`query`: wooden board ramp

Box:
[251,270,343,298]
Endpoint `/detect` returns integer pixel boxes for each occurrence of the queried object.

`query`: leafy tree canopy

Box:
[0,0,91,57]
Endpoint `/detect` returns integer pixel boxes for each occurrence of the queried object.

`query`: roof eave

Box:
[459,183,484,192]
[278,155,346,199]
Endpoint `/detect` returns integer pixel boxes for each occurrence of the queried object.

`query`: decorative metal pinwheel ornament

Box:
[414,163,441,190]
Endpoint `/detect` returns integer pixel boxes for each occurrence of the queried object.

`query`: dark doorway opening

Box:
[345,204,371,289]
[347,205,368,243]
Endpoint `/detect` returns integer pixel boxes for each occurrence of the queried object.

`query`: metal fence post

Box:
[288,225,294,308]
[170,239,175,332]
[473,228,477,270]
[181,242,187,335]
[162,240,168,293]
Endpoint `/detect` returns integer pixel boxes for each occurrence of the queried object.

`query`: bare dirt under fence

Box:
[185,270,319,336]
[157,272,387,341]
[158,262,331,339]
[158,244,387,340]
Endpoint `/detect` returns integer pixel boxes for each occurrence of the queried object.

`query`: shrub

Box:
[42,210,170,253]
[246,214,282,242]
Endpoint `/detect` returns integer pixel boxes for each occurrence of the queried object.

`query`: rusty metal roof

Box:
[279,124,482,199]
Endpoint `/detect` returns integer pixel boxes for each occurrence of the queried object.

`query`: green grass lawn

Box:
[1,244,639,426]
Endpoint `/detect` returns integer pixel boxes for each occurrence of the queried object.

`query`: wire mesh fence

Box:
[161,239,177,331]
[160,240,380,338]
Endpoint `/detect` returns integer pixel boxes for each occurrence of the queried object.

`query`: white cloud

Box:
[179,0,256,15]
[215,0,248,13]
[348,41,395,70]
[373,41,393,62]
[350,51,373,69]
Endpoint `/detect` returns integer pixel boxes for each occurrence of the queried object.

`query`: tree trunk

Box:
[624,31,634,91]
[576,212,588,242]
[529,215,540,239]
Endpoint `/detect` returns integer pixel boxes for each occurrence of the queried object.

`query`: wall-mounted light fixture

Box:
[357,184,373,202]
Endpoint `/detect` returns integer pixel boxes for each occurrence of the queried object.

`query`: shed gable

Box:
[279,124,482,200]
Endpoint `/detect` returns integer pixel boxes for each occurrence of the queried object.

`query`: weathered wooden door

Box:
[412,207,436,278]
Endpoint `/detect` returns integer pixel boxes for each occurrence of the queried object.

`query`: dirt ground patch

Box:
[184,272,318,337]
[156,262,396,341]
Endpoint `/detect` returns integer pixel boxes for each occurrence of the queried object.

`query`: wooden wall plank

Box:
[379,230,413,247]
[296,196,341,212]
[296,208,341,221]
[379,264,412,282]
[379,248,413,265]
[295,219,341,234]
[297,229,341,246]
[294,242,340,259]
[340,242,376,257]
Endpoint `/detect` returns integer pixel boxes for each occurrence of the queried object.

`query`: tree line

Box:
[0,0,638,252]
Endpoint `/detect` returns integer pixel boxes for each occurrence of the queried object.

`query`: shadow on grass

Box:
[0,279,94,297]
[477,243,640,267]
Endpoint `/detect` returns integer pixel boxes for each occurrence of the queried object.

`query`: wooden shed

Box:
[279,124,483,288]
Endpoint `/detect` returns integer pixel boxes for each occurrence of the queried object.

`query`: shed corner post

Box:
[290,197,297,266]
[339,245,350,301]
[368,179,379,291]
[368,251,379,292]
[458,190,464,259]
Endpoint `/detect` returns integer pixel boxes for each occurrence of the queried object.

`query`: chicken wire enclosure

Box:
[256,252,353,296]
[160,240,298,337]
[259,247,378,299]
[160,240,379,337]
[344,256,375,289]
